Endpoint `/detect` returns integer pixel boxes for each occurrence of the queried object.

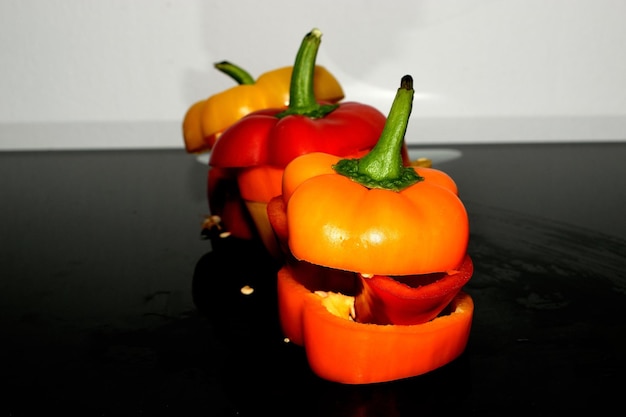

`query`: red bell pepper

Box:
[209,28,391,180]
[209,28,410,257]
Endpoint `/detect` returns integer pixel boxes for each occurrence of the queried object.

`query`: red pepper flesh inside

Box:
[355,255,473,325]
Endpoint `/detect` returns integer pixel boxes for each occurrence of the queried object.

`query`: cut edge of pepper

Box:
[303,290,474,384]
[277,264,474,384]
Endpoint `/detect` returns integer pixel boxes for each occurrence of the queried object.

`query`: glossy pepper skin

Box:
[267,75,473,383]
[183,61,344,154]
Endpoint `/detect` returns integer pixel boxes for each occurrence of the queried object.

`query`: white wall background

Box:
[1,0,625,150]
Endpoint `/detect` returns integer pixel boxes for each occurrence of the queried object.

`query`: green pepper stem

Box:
[277,28,338,119]
[333,75,423,191]
[214,61,256,85]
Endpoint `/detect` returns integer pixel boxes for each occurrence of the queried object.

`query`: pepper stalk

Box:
[277,28,339,119]
[333,75,423,191]
[214,61,256,85]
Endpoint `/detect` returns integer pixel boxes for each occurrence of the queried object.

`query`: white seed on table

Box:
[240,285,254,295]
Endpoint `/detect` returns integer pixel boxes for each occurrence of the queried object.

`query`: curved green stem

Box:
[333,75,423,191]
[214,61,255,85]
[277,28,338,119]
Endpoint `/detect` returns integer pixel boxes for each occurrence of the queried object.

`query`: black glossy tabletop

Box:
[1,142,625,416]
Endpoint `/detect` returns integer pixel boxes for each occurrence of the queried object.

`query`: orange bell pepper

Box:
[182,61,344,154]
[268,75,473,383]
[278,264,474,384]
[281,76,468,276]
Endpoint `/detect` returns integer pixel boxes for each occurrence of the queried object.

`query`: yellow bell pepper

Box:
[182,62,344,153]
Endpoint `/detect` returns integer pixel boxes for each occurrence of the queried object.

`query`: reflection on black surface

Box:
[464,203,625,414]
